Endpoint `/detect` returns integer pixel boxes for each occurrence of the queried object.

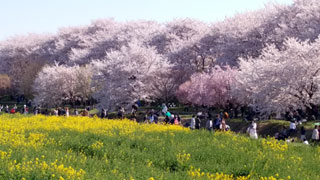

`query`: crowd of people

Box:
[110,103,233,132]
[134,103,233,132]
[0,104,92,117]
[274,124,309,145]
[0,103,263,139]
[2,103,320,145]
[0,104,25,114]
[273,110,317,145]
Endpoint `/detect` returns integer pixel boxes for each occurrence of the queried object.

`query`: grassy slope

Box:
[0,115,319,180]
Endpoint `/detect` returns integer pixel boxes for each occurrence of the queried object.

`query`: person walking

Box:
[131,103,138,118]
[149,113,155,124]
[164,115,170,124]
[100,108,106,118]
[289,120,297,137]
[34,105,41,115]
[37,105,41,115]
[195,116,201,129]
[300,126,306,141]
[247,120,258,139]
[22,105,28,115]
[214,114,221,130]
[132,103,138,113]
[144,114,148,123]
[220,118,226,131]
[206,119,213,131]
[312,125,319,143]
[33,106,38,115]
[219,112,229,131]
[117,107,125,119]
[177,114,181,124]
[190,115,196,130]
[83,109,89,117]
[74,108,79,116]
[154,113,159,124]
[65,107,69,117]
[174,116,180,125]
[10,107,15,114]
[161,103,168,116]
[5,105,9,113]
[53,108,59,116]
[223,112,229,120]
[170,114,175,124]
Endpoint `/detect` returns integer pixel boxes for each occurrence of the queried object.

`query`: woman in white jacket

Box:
[190,115,196,130]
[247,120,258,139]
[312,125,319,142]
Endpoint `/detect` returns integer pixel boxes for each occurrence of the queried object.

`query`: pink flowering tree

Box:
[176,65,236,109]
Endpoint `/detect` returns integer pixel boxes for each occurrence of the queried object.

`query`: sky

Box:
[0,0,293,41]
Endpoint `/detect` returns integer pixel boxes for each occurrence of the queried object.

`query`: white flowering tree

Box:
[33,64,94,107]
[92,41,171,110]
[237,37,320,117]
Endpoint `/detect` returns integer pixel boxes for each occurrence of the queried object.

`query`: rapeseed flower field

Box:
[0,114,318,180]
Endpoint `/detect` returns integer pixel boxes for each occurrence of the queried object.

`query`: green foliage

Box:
[0,115,319,180]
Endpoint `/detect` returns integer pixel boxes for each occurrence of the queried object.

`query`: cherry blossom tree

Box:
[149,71,177,103]
[33,64,94,107]
[0,34,53,97]
[237,37,320,117]
[92,41,171,110]
[176,65,236,108]
[2,0,320,105]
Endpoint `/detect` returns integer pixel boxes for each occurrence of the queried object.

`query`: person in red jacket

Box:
[10,108,15,114]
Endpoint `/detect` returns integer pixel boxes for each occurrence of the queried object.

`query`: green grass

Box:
[0,114,319,180]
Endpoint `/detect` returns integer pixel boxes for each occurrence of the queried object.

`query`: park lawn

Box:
[0,114,319,180]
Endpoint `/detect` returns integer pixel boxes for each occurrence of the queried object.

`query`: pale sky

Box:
[0,0,293,41]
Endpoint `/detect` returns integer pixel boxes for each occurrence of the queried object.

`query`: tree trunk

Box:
[233,107,238,119]
[306,105,316,121]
